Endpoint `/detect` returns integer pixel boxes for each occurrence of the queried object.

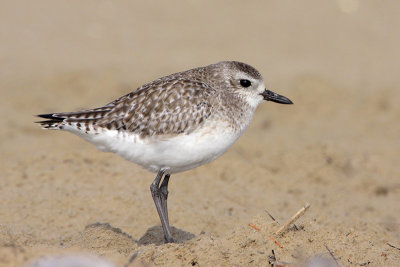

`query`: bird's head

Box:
[211,61,293,108]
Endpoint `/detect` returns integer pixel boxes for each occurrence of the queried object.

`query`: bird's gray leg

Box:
[159,174,170,229]
[150,170,174,243]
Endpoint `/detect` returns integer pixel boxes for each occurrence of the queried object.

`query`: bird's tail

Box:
[35,106,113,130]
[36,113,67,129]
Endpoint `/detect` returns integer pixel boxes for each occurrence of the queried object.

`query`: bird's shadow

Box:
[82,222,195,247]
[138,225,195,246]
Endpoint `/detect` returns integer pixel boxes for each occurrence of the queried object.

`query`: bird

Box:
[36,61,293,243]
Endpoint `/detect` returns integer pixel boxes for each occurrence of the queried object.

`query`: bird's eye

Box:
[240,79,252,88]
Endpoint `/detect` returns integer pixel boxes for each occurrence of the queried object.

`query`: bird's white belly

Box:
[87,120,245,173]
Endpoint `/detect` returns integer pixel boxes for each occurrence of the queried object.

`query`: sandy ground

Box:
[1,1,400,266]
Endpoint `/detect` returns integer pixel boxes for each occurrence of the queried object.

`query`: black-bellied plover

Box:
[36,61,293,243]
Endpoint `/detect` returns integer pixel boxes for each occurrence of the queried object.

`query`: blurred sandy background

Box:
[1,0,399,266]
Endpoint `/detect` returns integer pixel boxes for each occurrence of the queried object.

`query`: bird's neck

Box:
[217,92,257,133]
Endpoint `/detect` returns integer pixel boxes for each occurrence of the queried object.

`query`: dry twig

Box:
[266,210,279,223]
[269,250,292,267]
[387,242,400,251]
[249,222,284,248]
[325,245,339,266]
[269,236,284,248]
[249,223,261,232]
[275,203,310,236]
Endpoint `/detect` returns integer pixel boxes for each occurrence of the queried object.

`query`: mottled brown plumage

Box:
[97,78,215,136]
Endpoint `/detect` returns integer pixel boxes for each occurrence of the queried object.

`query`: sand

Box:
[1,1,399,266]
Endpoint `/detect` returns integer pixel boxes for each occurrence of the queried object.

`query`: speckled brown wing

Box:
[95,77,216,137]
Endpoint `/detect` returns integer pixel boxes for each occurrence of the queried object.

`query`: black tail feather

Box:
[36,113,65,121]
[35,113,66,129]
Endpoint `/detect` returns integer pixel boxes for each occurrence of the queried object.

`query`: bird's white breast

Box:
[85,118,250,174]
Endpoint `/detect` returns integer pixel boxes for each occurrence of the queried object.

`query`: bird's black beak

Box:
[260,89,293,104]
